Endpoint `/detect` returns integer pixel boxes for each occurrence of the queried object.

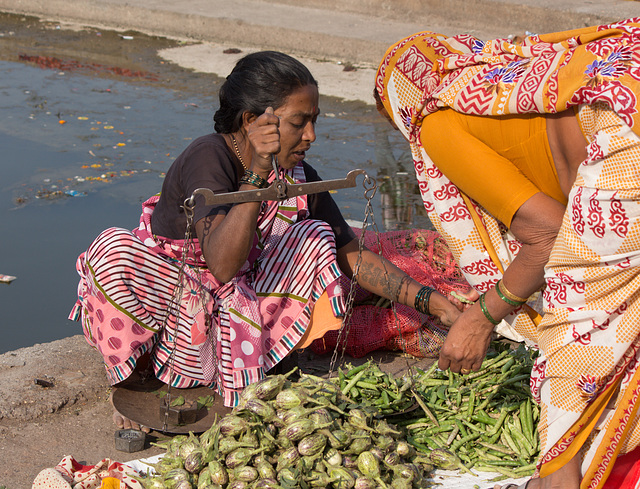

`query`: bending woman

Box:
[69,51,461,425]
[375,19,640,489]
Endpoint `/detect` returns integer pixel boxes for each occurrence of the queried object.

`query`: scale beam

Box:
[192,169,367,206]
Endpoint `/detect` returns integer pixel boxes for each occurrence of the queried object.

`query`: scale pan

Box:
[111,371,231,434]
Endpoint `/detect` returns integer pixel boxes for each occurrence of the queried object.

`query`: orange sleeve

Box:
[420,109,540,227]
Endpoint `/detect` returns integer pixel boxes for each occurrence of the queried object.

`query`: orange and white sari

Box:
[376,18,640,489]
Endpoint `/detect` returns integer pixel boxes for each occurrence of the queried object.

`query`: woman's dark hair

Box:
[213,51,318,133]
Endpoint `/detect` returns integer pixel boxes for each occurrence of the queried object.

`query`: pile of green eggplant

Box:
[142,343,539,488]
[143,372,441,489]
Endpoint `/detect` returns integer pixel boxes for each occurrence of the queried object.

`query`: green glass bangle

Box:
[495,280,526,307]
[479,293,500,326]
[239,170,268,189]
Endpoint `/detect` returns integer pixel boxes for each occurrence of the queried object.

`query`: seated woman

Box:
[375,18,640,489]
[69,51,463,431]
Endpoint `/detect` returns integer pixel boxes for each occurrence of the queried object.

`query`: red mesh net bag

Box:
[310,228,469,358]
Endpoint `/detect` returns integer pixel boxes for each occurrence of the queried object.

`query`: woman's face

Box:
[273,84,319,169]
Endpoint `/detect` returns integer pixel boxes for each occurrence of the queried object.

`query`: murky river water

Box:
[0,21,428,354]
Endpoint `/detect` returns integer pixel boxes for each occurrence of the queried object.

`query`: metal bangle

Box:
[497,279,528,304]
[495,280,526,307]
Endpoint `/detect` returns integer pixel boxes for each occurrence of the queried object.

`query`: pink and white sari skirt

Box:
[70,219,345,407]
[532,103,640,487]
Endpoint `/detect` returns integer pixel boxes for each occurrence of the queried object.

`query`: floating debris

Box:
[0,274,17,284]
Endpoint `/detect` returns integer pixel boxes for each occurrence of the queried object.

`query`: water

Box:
[0,55,427,354]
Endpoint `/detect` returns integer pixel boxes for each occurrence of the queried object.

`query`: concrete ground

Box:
[1,1,639,488]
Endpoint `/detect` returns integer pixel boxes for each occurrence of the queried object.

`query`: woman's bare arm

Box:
[337,239,462,326]
[438,192,565,372]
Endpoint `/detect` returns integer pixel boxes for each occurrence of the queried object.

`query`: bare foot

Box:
[110,388,151,433]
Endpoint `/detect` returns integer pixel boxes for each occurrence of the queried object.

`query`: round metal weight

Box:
[111,371,231,434]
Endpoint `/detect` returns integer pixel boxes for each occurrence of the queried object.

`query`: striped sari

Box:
[69,163,346,407]
[376,19,640,488]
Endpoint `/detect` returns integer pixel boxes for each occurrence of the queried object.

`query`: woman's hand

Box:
[448,287,479,312]
[428,292,462,327]
[246,107,280,174]
[438,305,494,373]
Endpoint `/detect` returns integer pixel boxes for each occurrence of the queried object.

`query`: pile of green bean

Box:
[335,344,539,479]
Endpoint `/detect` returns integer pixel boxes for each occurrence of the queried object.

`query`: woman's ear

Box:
[242,111,258,127]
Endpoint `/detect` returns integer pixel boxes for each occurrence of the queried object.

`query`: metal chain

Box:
[328,174,376,376]
[158,195,219,432]
[365,189,416,382]
[328,172,415,381]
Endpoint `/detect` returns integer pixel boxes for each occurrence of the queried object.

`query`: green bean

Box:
[450,431,482,452]
[411,390,440,427]
[471,413,497,426]
[446,424,460,445]
[467,390,476,420]
[477,441,516,456]
[475,464,524,479]
[455,419,469,438]
[510,426,535,459]
[521,399,534,441]
[478,459,522,467]
[500,431,519,455]
[341,369,366,396]
[406,436,431,453]
[378,390,389,407]
[461,419,484,434]
[345,362,369,379]
[355,381,379,391]
[384,387,401,401]
[514,463,537,474]
[465,352,510,380]
[476,449,503,461]
[486,408,509,437]
[501,373,532,387]
[338,368,345,388]
[500,358,515,374]
[423,423,457,436]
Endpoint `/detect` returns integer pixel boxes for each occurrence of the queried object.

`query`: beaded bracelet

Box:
[497,279,528,305]
[239,170,269,189]
[414,286,435,315]
[479,293,500,326]
[495,280,526,307]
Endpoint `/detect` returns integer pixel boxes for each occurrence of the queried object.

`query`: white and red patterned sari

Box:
[376,19,640,488]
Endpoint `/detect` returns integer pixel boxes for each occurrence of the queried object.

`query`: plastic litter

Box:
[64,190,87,197]
[0,274,17,284]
